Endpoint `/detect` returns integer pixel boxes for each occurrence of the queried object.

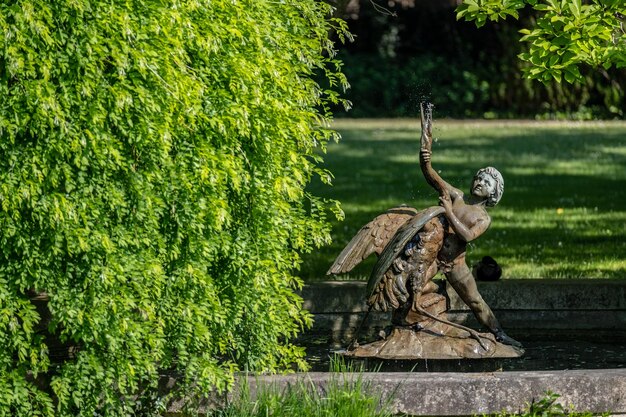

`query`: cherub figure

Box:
[328,103,521,352]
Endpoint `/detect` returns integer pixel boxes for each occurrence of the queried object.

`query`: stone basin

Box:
[286,279,626,415]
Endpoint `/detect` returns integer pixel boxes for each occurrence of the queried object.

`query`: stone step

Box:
[299,279,626,344]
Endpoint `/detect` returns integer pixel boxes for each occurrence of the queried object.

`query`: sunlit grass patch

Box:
[303,119,626,280]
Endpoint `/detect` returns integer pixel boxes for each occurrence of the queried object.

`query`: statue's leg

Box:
[446,262,522,347]
[446,262,500,331]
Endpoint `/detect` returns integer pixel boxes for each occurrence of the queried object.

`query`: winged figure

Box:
[328,103,521,349]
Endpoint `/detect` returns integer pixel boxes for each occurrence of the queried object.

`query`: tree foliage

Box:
[329,2,624,118]
[457,0,626,83]
[0,0,347,415]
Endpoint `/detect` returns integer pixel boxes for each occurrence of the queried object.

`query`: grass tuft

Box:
[208,357,397,417]
[485,391,607,417]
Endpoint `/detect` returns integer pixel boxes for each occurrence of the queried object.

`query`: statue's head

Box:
[472,167,503,207]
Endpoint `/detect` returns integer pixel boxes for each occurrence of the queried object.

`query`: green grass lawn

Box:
[302,119,626,280]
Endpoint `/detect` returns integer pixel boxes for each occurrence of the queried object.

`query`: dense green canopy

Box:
[0,1,346,415]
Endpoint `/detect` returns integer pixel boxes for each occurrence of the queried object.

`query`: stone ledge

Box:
[165,369,626,416]
[248,370,626,416]
[300,280,626,343]
[445,279,626,311]
[302,279,626,313]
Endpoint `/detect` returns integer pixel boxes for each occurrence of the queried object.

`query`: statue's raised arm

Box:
[419,103,462,201]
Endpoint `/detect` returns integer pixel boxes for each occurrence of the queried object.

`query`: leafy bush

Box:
[334,53,491,118]
[0,0,346,415]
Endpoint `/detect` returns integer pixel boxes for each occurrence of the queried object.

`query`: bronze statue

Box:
[327,103,523,359]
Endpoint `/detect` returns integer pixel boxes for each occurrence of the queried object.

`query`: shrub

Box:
[334,53,491,118]
[334,51,625,119]
[0,0,347,415]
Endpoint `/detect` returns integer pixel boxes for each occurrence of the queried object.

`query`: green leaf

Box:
[569,0,581,19]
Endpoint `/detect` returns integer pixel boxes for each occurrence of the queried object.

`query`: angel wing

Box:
[326,206,418,276]
[366,206,445,296]
[328,205,447,312]
[366,206,445,311]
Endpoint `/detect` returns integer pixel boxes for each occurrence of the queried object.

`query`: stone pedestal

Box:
[344,291,524,360]
[344,326,523,359]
